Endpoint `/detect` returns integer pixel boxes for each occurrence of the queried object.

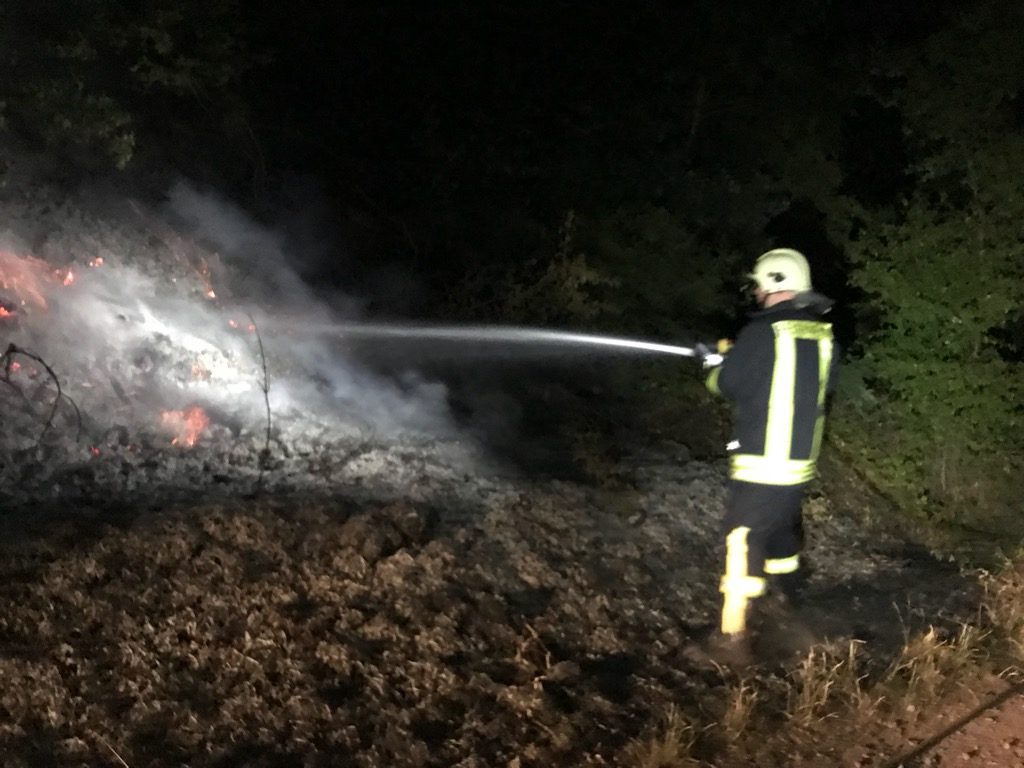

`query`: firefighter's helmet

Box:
[750,248,812,294]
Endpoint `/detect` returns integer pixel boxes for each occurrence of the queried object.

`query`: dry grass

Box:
[883,624,985,702]
[979,556,1024,660]
[623,705,700,768]
[787,640,874,729]
[721,678,760,743]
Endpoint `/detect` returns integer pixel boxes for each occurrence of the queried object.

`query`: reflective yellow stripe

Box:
[721,592,749,635]
[772,320,833,342]
[720,526,765,635]
[764,555,800,575]
[706,367,722,395]
[811,336,834,459]
[720,527,766,598]
[730,453,816,484]
[764,327,796,459]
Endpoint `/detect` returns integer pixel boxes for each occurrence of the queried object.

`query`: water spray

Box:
[282,321,725,366]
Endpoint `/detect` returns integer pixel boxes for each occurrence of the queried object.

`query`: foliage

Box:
[831,0,1024,524]
[580,203,744,335]
[835,204,1024,517]
[447,211,621,327]
[0,1,254,168]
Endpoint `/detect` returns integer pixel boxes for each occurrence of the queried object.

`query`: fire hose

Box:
[294,322,731,367]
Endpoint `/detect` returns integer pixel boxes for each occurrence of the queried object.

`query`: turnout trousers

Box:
[720,479,807,635]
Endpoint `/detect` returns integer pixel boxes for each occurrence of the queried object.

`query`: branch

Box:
[246,313,272,481]
[93,733,131,768]
[1,343,84,444]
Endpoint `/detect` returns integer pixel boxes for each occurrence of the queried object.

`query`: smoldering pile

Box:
[0,180,460,512]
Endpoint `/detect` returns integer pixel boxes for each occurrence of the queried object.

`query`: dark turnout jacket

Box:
[707,294,838,486]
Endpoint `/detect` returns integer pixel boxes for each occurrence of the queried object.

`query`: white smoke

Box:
[0,178,455,450]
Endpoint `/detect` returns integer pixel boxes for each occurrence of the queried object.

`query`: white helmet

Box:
[750,248,812,293]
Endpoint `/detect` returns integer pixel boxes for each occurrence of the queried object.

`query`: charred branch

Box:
[247,312,273,480]
[1,343,84,444]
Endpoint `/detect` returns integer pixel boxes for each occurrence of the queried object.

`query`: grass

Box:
[631,555,1024,767]
[881,624,985,702]
[624,705,700,768]
[720,678,759,743]
[979,555,1024,661]
[787,640,877,730]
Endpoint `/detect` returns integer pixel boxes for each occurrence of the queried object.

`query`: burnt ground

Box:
[0,435,981,768]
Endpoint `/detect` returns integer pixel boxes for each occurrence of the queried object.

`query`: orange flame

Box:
[0,306,14,318]
[62,269,75,286]
[0,250,53,309]
[160,405,210,447]
[88,257,104,268]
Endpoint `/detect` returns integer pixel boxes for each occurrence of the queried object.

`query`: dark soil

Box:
[0,443,980,767]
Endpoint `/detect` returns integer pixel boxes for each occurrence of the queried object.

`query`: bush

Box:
[833,202,1024,524]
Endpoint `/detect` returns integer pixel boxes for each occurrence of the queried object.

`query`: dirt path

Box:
[845,676,1024,767]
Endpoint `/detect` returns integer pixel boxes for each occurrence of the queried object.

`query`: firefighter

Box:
[703,248,838,659]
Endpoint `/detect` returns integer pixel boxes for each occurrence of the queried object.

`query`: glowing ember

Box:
[88,257,104,267]
[62,270,75,286]
[89,446,101,457]
[228,319,238,328]
[160,405,211,447]
[9,361,20,373]
[0,306,14,318]
[206,289,217,299]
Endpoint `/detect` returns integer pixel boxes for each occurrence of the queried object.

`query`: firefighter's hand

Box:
[694,343,724,369]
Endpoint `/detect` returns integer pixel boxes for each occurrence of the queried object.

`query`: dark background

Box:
[1,1,959,341]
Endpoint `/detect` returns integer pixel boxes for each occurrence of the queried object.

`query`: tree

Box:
[834,0,1024,522]
[0,1,255,169]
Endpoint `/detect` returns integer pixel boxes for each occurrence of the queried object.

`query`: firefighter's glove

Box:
[694,343,724,370]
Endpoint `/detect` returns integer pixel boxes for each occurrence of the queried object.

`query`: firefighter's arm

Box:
[706,322,771,400]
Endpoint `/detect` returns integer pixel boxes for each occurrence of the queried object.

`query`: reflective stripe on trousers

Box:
[730,454,816,485]
[764,554,800,575]
[720,526,766,635]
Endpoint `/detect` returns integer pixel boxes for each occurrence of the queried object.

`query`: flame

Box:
[228,319,238,329]
[9,361,20,373]
[89,446,101,457]
[0,306,14,318]
[88,257,104,267]
[62,269,75,286]
[160,405,210,447]
[0,250,53,309]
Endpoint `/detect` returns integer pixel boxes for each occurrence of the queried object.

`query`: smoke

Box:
[163,180,454,435]
[0,176,456,452]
